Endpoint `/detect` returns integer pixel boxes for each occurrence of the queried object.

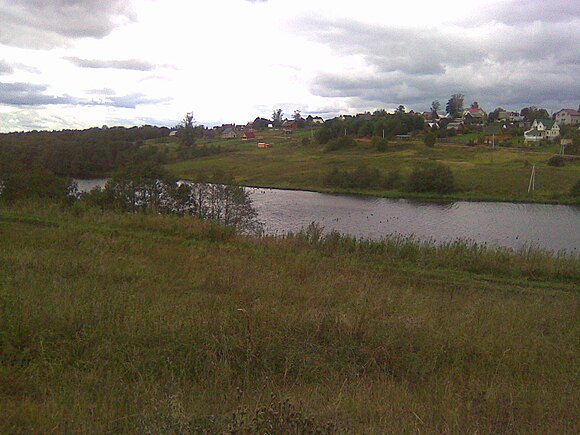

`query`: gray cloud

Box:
[0,82,168,109]
[475,0,580,25]
[86,88,117,95]
[0,82,78,106]
[0,0,135,48]
[300,13,580,113]
[102,93,170,109]
[0,59,13,75]
[65,57,156,71]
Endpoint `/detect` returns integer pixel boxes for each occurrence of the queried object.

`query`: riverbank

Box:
[163,131,580,205]
[247,182,580,205]
[1,202,578,433]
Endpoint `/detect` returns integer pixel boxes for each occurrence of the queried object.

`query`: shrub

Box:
[406,163,455,194]
[547,155,565,167]
[383,169,402,189]
[315,128,333,144]
[424,132,436,147]
[323,164,382,189]
[324,136,356,152]
[0,169,71,203]
[371,136,389,152]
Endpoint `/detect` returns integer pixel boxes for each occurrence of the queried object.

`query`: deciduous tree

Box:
[430,100,440,118]
[446,94,464,118]
[272,109,283,127]
[179,112,196,148]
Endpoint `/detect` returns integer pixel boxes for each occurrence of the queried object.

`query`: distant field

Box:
[1,202,578,432]
[163,130,580,203]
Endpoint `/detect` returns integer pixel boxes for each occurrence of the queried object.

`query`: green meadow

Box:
[164,130,580,203]
[1,202,578,433]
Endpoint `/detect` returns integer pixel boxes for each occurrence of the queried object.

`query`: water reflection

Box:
[249,188,580,255]
[73,180,579,255]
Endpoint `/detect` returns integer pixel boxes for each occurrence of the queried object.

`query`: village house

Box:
[242,130,256,140]
[421,111,440,122]
[282,120,298,134]
[524,119,560,143]
[356,112,373,121]
[553,108,580,126]
[462,107,486,125]
[220,127,238,139]
[446,120,464,132]
[282,120,298,129]
[498,111,525,123]
[483,124,511,145]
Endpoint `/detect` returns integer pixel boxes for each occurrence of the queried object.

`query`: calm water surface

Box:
[75,180,580,255]
[249,188,580,255]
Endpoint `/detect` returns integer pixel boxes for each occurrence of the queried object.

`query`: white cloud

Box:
[0,0,578,132]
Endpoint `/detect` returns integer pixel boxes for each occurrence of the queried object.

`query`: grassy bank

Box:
[1,202,578,433]
[163,131,580,204]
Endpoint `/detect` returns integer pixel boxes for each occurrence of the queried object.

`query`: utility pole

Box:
[528,164,536,193]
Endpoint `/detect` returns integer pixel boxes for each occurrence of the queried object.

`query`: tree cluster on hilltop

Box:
[315,110,425,144]
[0,125,170,179]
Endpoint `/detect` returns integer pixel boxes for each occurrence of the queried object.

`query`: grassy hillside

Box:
[1,202,578,433]
[163,131,580,203]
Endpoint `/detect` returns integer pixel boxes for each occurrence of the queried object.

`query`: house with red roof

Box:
[242,130,256,140]
[554,109,580,126]
[462,107,486,125]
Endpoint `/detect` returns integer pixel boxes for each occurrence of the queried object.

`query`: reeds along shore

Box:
[1,202,578,433]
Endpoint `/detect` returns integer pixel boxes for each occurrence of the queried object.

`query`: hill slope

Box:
[1,203,578,433]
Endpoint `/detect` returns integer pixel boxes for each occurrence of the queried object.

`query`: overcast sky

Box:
[0,0,579,132]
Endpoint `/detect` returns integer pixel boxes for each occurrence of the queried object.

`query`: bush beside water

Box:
[406,162,455,194]
[323,162,455,194]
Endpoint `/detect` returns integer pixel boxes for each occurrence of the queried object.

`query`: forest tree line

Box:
[0,125,170,178]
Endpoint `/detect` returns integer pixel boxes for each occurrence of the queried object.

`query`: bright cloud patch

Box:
[0,0,578,131]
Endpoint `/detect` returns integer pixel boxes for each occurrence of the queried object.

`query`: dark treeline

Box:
[316,110,425,144]
[0,125,170,178]
[323,162,455,194]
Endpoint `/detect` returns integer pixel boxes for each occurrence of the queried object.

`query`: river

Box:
[75,179,580,255]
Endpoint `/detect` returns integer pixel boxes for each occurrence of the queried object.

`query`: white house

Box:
[524,119,560,143]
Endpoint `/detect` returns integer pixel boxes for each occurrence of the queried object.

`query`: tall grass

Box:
[1,202,578,433]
